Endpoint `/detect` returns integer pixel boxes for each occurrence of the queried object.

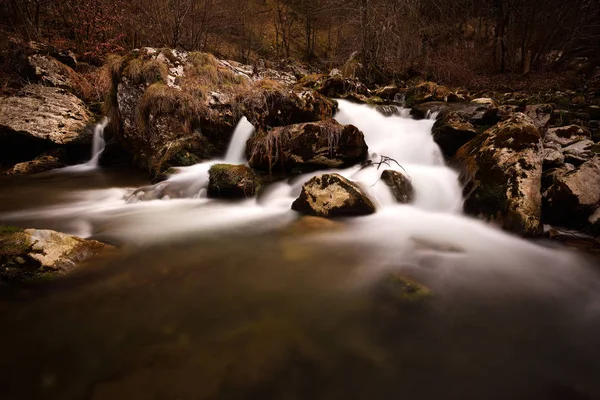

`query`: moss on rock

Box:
[208,164,260,199]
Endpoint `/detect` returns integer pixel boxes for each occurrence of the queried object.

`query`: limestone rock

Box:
[291,174,376,217]
[380,170,414,204]
[544,157,600,231]
[0,85,92,146]
[406,82,452,107]
[208,164,260,199]
[0,227,113,283]
[453,113,543,236]
[27,54,91,100]
[545,125,592,147]
[563,140,594,165]
[543,148,565,169]
[247,119,368,174]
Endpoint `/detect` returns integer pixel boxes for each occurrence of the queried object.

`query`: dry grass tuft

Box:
[137,83,207,129]
[123,58,168,85]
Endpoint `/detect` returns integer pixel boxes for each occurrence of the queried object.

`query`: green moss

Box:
[0,225,22,234]
[208,164,259,199]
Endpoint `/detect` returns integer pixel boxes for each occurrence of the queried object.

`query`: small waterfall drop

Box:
[224,117,254,164]
[87,117,108,167]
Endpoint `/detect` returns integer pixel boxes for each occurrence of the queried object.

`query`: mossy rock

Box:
[208,164,260,199]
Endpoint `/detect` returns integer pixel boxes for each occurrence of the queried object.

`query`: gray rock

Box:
[563,140,594,165]
[27,54,91,99]
[292,173,375,218]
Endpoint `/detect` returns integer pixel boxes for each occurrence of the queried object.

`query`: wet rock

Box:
[545,125,591,147]
[291,173,375,218]
[240,80,335,129]
[453,113,543,236]
[543,148,565,169]
[542,164,575,193]
[381,170,414,204]
[372,85,402,101]
[432,112,478,159]
[208,164,260,199]
[0,227,113,283]
[315,75,369,98]
[247,119,368,174]
[27,54,92,100]
[405,81,452,107]
[4,151,65,175]
[375,105,401,117]
[0,85,93,154]
[544,156,600,231]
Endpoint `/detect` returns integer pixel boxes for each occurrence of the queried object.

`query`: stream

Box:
[0,100,599,400]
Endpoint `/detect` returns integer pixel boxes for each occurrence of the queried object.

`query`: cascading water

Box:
[87,117,108,167]
[224,117,254,164]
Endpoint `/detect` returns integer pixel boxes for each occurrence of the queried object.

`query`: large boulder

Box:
[380,170,414,203]
[239,80,335,130]
[452,113,544,236]
[207,164,260,199]
[0,85,93,164]
[108,49,250,178]
[544,157,600,231]
[247,119,368,174]
[0,227,113,284]
[27,54,92,100]
[411,100,499,127]
[296,73,369,98]
[0,85,92,145]
[291,173,376,217]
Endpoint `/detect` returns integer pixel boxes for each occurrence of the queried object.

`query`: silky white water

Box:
[0,100,594,272]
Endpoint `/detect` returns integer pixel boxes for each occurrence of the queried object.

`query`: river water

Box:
[0,101,599,400]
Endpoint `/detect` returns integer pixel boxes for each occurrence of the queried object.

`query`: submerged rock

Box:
[247,119,368,174]
[208,164,260,199]
[544,156,600,232]
[291,173,375,218]
[282,216,344,236]
[380,170,414,204]
[453,113,543,236]
[372,273,432,306]
[0,227,113,283]
[0,85,92,146]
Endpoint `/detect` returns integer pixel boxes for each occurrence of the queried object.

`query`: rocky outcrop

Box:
[109,49,250,178]
[208,164,260,199]
[247,119,368,174]
[544,156,600,231]
[545,125,592,147]
[381,170,414,203]
[292,173,376,217]
[453,113,543,236]
[0,85,92,146]
[240,80,335,129]
[296,73,369,99]
[0,227,113,283]
[27,54,92,100]
[411,100,499,126]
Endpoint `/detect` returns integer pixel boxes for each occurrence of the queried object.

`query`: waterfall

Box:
[224,117,254,164]
[87,117,109,167]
